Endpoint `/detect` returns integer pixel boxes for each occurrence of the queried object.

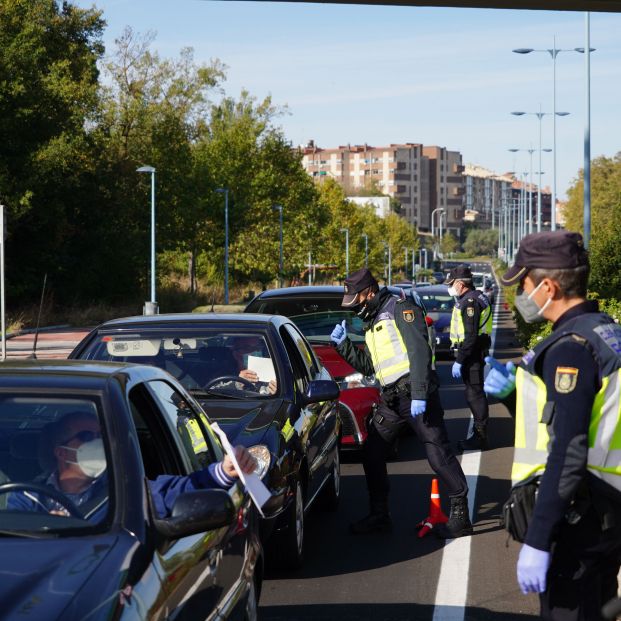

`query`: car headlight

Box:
[340,372,379,389]
[248,445,271,479]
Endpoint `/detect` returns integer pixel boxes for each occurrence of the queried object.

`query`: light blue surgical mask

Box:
[514,281,552,324]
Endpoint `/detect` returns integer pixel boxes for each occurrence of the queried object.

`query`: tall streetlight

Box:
[340,227,349,277]
[215,188,229,304]
[136,165,157,315]
[272,205,284,287]
[383,242,392,285]
[361,233,368,267]
[509,148,551,232]
[511,110,568,231]
[513,41,595,231]
[403,247,409,280]
[430,207,445,260]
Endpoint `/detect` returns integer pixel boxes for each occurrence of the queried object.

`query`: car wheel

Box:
[269,481,304,570]
[320,447,340,511]
[244,576,259,621]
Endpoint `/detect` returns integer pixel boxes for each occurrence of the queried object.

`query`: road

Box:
[3,327,91,359]
[259,295,540,621]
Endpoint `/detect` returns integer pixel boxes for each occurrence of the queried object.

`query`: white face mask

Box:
[447,284,459,297]
[62,438,107,479]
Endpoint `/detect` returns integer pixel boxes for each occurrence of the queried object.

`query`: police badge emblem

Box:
[555,367,578,394]
[466,307,475,318]
[403,310,414,322]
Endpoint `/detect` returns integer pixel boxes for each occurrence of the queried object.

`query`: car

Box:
[472,272,497,305]
[414,284,456,358]
[0,360,261,620]
[432,271,446,284]
[244,285,433,449]
[70,313,341,569]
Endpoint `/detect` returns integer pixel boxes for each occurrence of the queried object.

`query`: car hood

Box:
[198,398,291,449]
[0,534,117,620]
[309,343,358,379]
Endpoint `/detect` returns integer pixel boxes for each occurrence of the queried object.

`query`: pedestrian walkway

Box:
[4,328,91,359]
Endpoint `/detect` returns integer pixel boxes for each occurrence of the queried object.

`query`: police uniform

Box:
[334,268,470,537]
[500,232,621,620]
[447,265,493,450]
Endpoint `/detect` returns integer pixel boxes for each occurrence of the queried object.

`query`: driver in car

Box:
[7,411,256,522]
[230,336,277,395]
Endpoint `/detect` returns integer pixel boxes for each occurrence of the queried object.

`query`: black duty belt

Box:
[385,376,410,395]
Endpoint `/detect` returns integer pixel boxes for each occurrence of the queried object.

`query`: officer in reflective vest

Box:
[330,268,470,538]
[446,264,493,450]
[484,231,621,620]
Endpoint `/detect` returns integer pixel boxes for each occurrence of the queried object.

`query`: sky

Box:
[73,0,621,200]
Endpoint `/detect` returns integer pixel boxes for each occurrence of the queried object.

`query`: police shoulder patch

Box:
[466,306,475,318]
[403,309,414,323]
[555,367,579,394]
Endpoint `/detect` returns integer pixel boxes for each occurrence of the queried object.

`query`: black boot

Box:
[433,496,473,539]
[458,425,488,451]
[349,500,392,535]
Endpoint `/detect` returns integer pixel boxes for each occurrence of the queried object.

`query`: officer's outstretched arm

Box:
[483,356,516,398]
[335,336,375,376]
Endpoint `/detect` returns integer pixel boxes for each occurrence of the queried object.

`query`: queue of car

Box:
[0,264,497,619]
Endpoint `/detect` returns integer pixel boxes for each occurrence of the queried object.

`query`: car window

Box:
[0,395,111,531]
[146,380,218,471]
[246,296,366,344]
[279,325,311,394]
[79,330,280,399]
[284,324,319,378]
[417,294,456,312]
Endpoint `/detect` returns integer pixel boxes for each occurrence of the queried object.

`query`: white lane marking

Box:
[432,288,501,620]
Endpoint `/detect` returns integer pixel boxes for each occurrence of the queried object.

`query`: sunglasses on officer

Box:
[60,430,102,445]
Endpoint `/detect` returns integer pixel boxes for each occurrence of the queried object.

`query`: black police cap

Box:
[342,268,379,307]
[445,264,472,285]
[501,230,588,286]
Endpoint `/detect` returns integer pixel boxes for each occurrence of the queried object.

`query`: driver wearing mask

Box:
[7,411,256,522]
[230,336,277,395]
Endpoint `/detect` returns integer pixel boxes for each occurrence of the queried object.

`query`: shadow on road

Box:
[259,602,540,621]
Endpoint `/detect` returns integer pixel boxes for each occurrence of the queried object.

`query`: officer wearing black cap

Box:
[445,264,493,450]
[331,267,471,537]
[484,231,621,619]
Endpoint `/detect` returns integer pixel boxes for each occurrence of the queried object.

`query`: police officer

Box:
[331,268,471,538]
[446,264,493,451]
[485,231,621,620]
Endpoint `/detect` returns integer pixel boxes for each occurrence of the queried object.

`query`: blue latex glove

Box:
[517,544,551,595]
[411,399,426,418]
[451,361,462,379]
[484,356,517,398]
[330,320,347,345]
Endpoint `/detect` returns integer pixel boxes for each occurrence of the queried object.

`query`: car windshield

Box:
[81,331,279,398]
[417,293,455,313]
[0,395,110,534]
[472,274,485,288]
[246,296,366,344]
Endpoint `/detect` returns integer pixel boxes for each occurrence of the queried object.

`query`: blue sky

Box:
[75,1,621,199]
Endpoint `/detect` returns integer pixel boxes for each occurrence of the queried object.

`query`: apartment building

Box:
[300,141,425,227]
[422,146,465,238]
[463,165,516,228]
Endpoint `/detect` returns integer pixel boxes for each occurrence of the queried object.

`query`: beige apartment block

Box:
[422,146,465,237]
[300,141,426,228]
[463,164,515,228]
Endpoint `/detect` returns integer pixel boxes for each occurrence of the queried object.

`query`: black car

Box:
[70,313,341,569]
[0,360,261,620]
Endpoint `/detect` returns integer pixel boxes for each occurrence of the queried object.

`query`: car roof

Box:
[91,312,288,329]
[414,284,451,294]
[251,285,405,300]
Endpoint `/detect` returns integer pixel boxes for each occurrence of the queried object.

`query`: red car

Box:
[245,285,416,448]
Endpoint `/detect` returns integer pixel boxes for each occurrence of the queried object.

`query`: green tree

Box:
[463,228,498,257]
[440,232,459,256]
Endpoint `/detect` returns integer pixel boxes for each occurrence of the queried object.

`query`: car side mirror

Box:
[155,488,235,539]
[303,379,340,405]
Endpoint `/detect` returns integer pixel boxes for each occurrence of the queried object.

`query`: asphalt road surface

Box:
[259,294,540,621]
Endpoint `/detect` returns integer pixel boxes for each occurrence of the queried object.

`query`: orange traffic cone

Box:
[416,478,448,538]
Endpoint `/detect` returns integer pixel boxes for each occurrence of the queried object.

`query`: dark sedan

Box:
[414,284,455,358]
[70,313,341,569]
[0,360,261,620]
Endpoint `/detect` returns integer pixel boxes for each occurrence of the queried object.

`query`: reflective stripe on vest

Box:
[512,366,621,492]
[365,318,410,386]
[449,298,492,345]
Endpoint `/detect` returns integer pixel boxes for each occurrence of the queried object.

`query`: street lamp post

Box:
[136,165,157,315]
[430,207,444,259]
[513,41,594,231]
[272,205,284,287]
[341,228,349,277]
[215,188,229,304]
[361,233,368,267]
[403,247,409,279]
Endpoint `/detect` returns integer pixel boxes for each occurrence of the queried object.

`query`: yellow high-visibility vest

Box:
[450,290,492,346]
[365,297,410,387]
[512,313,621,495]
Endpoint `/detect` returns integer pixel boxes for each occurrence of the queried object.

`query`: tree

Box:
[463,229,498,257]
[440,232,459,256]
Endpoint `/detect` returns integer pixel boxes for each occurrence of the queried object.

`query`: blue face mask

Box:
[514,281,551,324]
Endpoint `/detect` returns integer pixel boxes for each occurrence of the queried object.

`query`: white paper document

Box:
[246,355,276,383]
[210,423,271,516]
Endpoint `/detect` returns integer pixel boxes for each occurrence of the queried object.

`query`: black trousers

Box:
[460,357,489,429]
[362,385,468,505]
[539,507,621,621]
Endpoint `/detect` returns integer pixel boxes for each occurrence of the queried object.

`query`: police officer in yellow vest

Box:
[446,264,493,451]
[330,268,471,537]
[484,231,621,620]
